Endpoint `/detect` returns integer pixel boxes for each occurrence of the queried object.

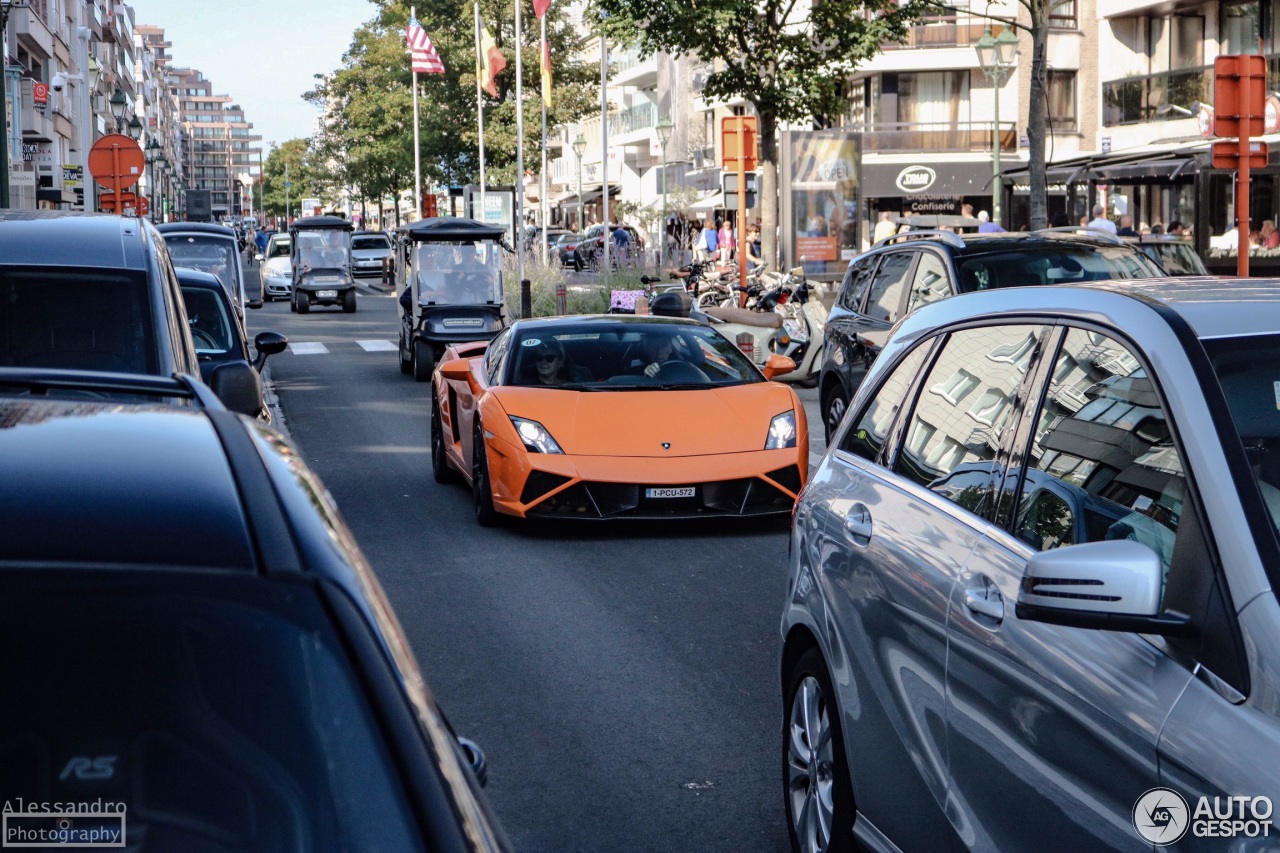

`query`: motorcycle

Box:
[768,270,826,387]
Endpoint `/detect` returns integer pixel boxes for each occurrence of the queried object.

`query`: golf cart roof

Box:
[399,217,507,242]
[289,215,353,232]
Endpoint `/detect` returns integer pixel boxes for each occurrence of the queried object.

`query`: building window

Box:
[1222,1,1261,55]
[1049,0,1076,29]
[1047,69,1077,133]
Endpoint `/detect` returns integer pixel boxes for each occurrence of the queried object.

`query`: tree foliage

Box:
[306,0,599,216]
[261,139,323,219]
[592,0,931,267]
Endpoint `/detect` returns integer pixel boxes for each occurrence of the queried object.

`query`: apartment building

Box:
[166,66,261,221]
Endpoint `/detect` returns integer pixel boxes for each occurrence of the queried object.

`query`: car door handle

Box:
[843,503,872,545]
[963,579,1004,624]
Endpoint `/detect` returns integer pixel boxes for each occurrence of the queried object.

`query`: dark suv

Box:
[0,211,265,417]
[0,369,511,852]
[817,229,1165,440]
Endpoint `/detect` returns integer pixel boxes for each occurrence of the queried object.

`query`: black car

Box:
[0,368,512,853]
[817,228,1166,441]
[176,266,286,420]
[0,210,262,417]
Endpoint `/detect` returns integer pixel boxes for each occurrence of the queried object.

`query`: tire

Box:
[295,291,310,314]
[413,340,434,383]
[342,289,357,313]
[399,331,413,375]
[823,385,849,445]
[431,398,459,484]
[471,422,501,527]
[783,648,856,853]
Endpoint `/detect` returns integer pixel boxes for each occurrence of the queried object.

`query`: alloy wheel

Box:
[786,675,835,853]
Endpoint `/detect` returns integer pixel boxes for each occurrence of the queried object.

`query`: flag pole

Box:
[515,0,526,291]
[412,9,421,222]
[475,1,487,219]
[540,14,548,266]
[600,30,609,271]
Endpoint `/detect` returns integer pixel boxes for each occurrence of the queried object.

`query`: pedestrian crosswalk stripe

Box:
[289,342,330,355]
[356,340,399,352]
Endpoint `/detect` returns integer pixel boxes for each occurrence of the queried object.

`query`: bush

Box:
[501,251,618,317]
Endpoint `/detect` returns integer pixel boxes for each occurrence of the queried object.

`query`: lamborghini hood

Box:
[493,383,799,457]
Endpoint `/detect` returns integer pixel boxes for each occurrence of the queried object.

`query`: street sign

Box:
[1214,54,1266,138]
[721,116,758,171]
[99,191,149,216]
[87,134,144,189]
[1212,140,1268,169]
[721,171,758,210]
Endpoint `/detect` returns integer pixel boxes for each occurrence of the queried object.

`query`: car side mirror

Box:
[253,331,289,371]
[439,359,474,385]
[209,360,264,418]
[1015,540,1189,635]
[457,737,488,787]
[762,353,796,380]
[246,299,264,310]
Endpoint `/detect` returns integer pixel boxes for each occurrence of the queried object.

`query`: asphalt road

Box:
[247,263,825,852]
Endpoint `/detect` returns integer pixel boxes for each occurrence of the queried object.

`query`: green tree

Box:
[308,0,598,220]
[594,0,930,269]
[262,139,321,220]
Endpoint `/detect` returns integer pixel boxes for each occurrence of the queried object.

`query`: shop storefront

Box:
[860,157,1002,235]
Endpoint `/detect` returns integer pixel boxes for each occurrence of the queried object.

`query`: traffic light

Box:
[422,194,438,217]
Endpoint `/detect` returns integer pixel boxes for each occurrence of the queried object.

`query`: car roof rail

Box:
[0,367,200,398]
[871,229,967,251]
[1033,226,1126,246]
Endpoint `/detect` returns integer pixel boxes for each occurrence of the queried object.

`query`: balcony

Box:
[1102,65,1212,126]
[608,102,657,138]
[853,122,1017,153]
[883,16,1011,50]
[610,46,656,87]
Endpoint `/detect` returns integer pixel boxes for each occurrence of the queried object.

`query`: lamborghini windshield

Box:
[507,321,764,389]
[414,241,503,306]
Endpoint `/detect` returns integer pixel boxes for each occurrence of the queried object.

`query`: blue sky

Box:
[126,0,378,158]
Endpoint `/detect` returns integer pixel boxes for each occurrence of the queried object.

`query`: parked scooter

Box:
[768,270,826,387]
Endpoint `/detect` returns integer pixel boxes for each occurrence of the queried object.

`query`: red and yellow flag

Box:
[541,38,552,107]
[533,0,552,18]
[479,26,506,98]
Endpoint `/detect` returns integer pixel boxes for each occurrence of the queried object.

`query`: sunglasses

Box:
[535,351,561,363]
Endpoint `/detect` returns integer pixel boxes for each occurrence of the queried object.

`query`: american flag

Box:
[406,14,445,74]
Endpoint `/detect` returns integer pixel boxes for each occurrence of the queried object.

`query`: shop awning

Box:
[690,190,723,211]
[998,142,1211,187]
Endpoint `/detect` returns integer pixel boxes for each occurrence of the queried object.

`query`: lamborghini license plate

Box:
[316,290,337,299]
[645,486,695,499]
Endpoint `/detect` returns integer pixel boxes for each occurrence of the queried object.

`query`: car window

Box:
[895,325,1044,516]
[838,256,878,312]
[906,251,950,314]
[182,287,238,356]
[1013,327,1185,578]
[864,251,914,323]
[838,343,932,462]
[352,235,391,251]
[485,328,512,385]
[955,245,1162,292]
[0,581,423,852]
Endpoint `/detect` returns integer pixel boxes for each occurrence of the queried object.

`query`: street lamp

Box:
[146,138,162,222]
[572,132,586,234]
[975,24,1019,225]
[0,0,25,208]
[109,87,127,132]
[127,115,142,141]
[655,116,673,271]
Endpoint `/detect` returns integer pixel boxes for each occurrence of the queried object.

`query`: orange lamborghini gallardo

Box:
[431,315,809,525]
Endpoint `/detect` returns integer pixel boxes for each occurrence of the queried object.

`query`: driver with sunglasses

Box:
[530,338,592,386]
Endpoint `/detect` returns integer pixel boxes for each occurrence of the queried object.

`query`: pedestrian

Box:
[718,217,735,262]
[961,203,975,220]
[1116,215,1138,237]
[1150,223,1165,235]
[872,211,897,243]
[1263,220,1280,249]
[255,228,269,258]
[611,222,631,266]
[693,217,718,263]
[1087,204,1118,235]
[977,210,1005,233]
[1167,220,1185,236]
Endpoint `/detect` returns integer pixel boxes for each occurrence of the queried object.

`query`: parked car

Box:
[431,315,805,525]
[0,210,261,417]
[352,230,394,278]
[572,224,643,270]
[176,266,286,420]
[260,232,293,301]
[0,368,512,852]
[1122,234,1209,275]
[157,222,249,317]
[556,231,582,268]
[782,278,1280,853]
[818,228,1166,441]
[523,225,573,254]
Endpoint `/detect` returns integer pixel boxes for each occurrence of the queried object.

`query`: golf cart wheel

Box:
[413,340,434,382]
[342,290,357,313]
[399,332,413,375]
[295,291,310,314]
